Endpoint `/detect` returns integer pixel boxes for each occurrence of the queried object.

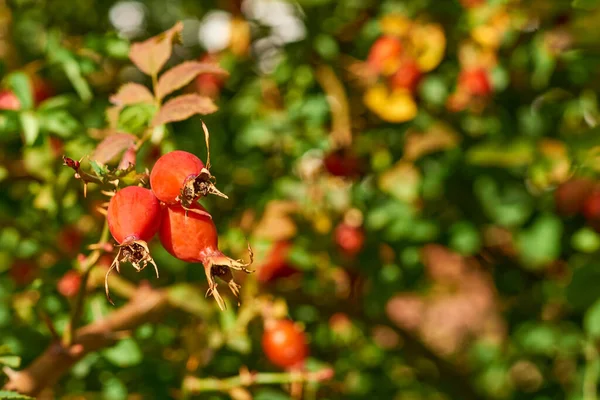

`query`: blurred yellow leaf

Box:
[411,23,446,72]
[229,17,251,57]
[364,85,417,123]
[380,14,413,38]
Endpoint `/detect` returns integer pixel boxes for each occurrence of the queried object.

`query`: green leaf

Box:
[89,160,110,177]
[585,299,600,338]
[0,391,35,399]
[19,111,40,146]
[63,59,92,102]
[516,214,562,269]
[254,389,290,400]
[102,338,142,367]
[0,355,21,368]
[466,140,534,167]
[38,110,80,137]
[567,263,600,311]
[4,72,33,110]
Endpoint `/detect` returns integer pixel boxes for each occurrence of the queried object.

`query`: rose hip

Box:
[105,186,162,303]
[150,122,226,214]
[159,203,253,310]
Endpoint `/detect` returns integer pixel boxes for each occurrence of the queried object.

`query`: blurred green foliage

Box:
[2,0,600,399]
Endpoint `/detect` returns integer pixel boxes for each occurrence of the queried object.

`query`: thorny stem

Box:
[182,367,334,394]
[64,221,111,346]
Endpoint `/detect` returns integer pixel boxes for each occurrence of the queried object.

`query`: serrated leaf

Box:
[152,94,217,126]
[4,72,33,110]
[129,22,183,76]
[156,61,228,100]
[0,391,35,399]
[92,133,137,165]
[19,111,40,146]
[109,83,154,106]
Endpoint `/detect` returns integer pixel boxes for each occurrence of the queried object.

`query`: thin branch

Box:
[3,285,170,396]
[182,367,334,394]
[65,221,111,346]
[314,65,352,149]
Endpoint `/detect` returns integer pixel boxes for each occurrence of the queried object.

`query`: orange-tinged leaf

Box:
[105,106,122,130]
[129,22,184,76]
[109,83,154,106]
[156,61,228,100]
[92,133,137,165]
[152,94,217,126]
[411,23,446,72]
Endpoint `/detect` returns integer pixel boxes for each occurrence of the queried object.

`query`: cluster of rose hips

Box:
[103,123,252,309]
[366,35,423,95]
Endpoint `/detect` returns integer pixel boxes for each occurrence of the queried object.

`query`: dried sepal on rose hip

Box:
[105,186,162,304]
[159,203,253,310]
[150,122,226,216]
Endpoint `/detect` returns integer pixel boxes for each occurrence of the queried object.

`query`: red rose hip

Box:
[159,203,253,310]
[262,319,309,369]
[105,186,162,303]
[150,123,226,213]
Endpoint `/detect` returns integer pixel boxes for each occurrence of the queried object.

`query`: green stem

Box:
[183,368,334,394]
[584,341,599,400]
[64,221,110,346]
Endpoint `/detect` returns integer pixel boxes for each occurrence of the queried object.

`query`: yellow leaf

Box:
[380,14,413,38]
[411,23,446,72]
[364,85,418,123]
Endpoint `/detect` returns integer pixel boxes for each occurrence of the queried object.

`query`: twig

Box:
[182,367,334,394]
[314,65,352,148]
[3,285,170,396]
[64,221,111,346]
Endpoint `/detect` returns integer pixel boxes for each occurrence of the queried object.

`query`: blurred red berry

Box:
[257,241,298,283]
[555,178,596,216]
[459,68,492,96]
[389,59,422,93]
[58,226,83,256]
[195,54,226,98]
[334,222,365,257]
[32,78,54,104]
[9,261,37,286]
[583,191,600,231]
[262,319,308,369]
[323,149,364,179]
[0,90,21,110]
[58,270,82,298]
[367,36,404,75]
[460,0,485,8]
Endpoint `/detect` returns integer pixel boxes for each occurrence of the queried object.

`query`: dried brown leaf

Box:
[404,123,460,161]
[92,133,137,165]
[156,61,228,100]
[129,22,184,76]
[151,94,217,126]
[109,83,154,106]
